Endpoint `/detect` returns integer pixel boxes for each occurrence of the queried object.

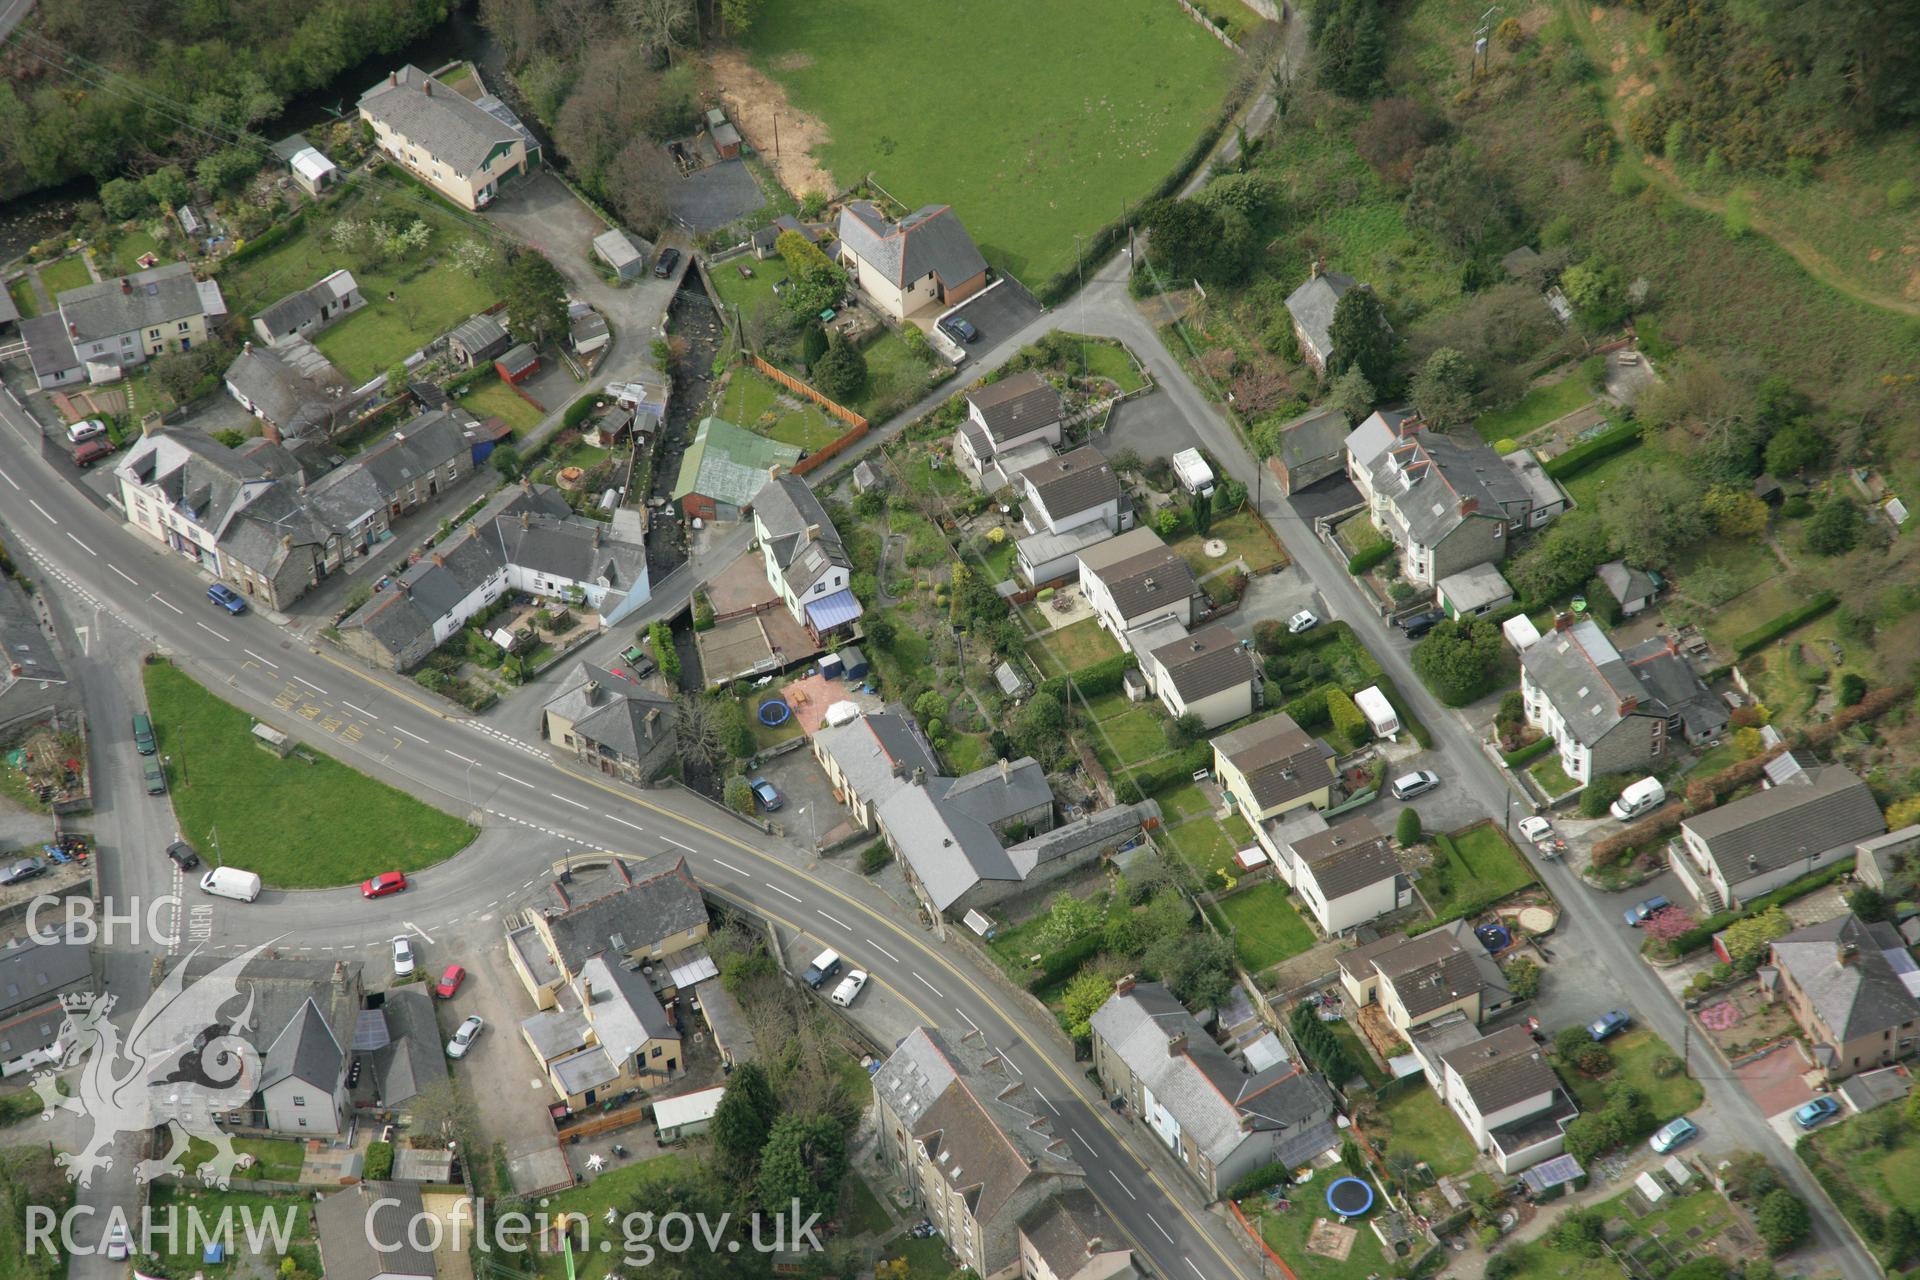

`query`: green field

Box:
[142,660,476,887]
[1472,375,1595,443]
[38,254,92,296]
[1207,880,1316,971]
[216,180,498,382]
[460,375,547,433]
[713,368,847,451]
[181,1136,306,1183]
[1421,822,1536,923]
[744,0,1237,285]
[1567,1029,1702,1124]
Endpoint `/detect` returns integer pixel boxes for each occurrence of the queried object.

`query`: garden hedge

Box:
[219,204,312,268]
[1500,736,1556,769]
[1733,593,1837,656]
[1347,542,1395,575]
[1543,418,1642,480]
[1113,742,1213,803]
[1664,862,1857,957]
[1589,800,1689,867]
[1040,652,1137,704]
[562,394,601,431]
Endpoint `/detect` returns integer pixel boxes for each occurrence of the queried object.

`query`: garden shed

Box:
[495,344,539,384]
[593,227,652,282]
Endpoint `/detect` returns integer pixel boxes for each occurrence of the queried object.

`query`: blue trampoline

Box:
[1476,923,1512,953]
[758,699,792,727]
[1326,1176,1374,1218]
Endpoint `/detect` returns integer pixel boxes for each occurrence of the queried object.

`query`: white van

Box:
[1609,777,1667,822]
[199,867,262,902]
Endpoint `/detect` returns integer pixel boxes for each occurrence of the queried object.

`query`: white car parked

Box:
[1517,816,1554,843]
[1287,609,1320,635]
[830,970,869,1008]
[391,935,416,978]
[446,1014,484,1059]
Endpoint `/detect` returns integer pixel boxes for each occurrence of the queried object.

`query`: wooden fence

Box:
[747,353,868,429]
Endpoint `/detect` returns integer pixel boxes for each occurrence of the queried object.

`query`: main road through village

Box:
[0,387,1255,1278]
[0,251,1882,1280]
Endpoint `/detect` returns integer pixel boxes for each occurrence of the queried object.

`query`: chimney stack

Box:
[804,523,820,541]
[389,70,397,86]
[912,766,926,786]
[1839,942,1858,967]
[423,79,432,96]
[1166,1033,1188,1058]
[1618,696,1639,716]
[1114,974,1136,997]
[1310,258,1322,279]
[1000,758,1010,781]
[1458,496,1479,517]
[585,680,600,703]
[120,278,131,294]
[431,552,445,568]
[1553,612,1574,631]
[580,977,593,1002]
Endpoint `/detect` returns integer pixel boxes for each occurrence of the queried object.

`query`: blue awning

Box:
[805,588,862,631]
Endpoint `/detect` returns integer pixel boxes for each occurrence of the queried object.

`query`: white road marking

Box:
[244,649,280,669]
[816,909,851,932]
[0,466,16,490]
[28,499,56,523]
[496,772,535,788]
[195,622,230,642]
[151,594,182,615]
[712,859,745,875]
[763,883,802,903]
[294,675,327,694]
[1007,1057,1024,1076]
[608,816,645,831]
[913,973,944,998]
[866,939,899,963]
[1148,1214,1172,1243]
[1034,1088,1058,1116]
[957,1008,980,1033]
[405,922,435,943]
[555,795,588,809]
[1110,1172,1136,1200]
[662,837,696,852]
[109,564,137,585]
[1186,1259,1204,1278]
[342,700,375,719]
[395,726,429,744]
[444,750,480,766]
[521,880,537,890]
[65,532,95,556]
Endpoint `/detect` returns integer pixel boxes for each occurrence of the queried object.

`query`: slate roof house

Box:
[1091,979,1340,1200]
[671,417,801,522]
[1019,1189,1140,1280]
[358,65,538,210]
[835,201,989,322]
[506,856,710,1010]
[1285,266,1359,378]
[873,1027,1086,1278]
[1337,923,1514,1037]
[1431,1024,1580,1173]
[1268,405,1351,495]
[1140,623,1259,731]
[251,269,363,347]
[542,662,677,785]
[812,706,940,831]
[1213,713,1339,826]
[224,339,362,442]
[316,1183,439,1280]
[955,371,1064,491]
[1518,616,1727,786]
[753,473,861,641]
[0,930,93,1078]
[520,954,685,1109]
[26,262,226,389]
[1346,412,1568,586]
[1596,560,1660,617]
[1670,751,1886,912]
[338,486,650,671]
[1764,914,1920,1080]
[0,572,78,744]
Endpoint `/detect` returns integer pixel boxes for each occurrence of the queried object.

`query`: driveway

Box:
[940,280,1043,361]
[1735,1039,1818,1117]
[1221,564,1320,644]
[750,747,849,852]
[1288,472,1365,524]
[1093,387,1203,460]
[668,160,766,232]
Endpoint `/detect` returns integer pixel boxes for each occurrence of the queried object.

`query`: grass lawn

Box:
[1528,753,1579,799]
[460,374,546,433]
[1330,1017,1388,1089]
[181,1136,306,1183]
[744,0,1236,285]
[1472,375,1594,443]
[1559,442,1653,512]
[842,1174,894,1237]
[1172,508,1287,576]
[890,443,972,499]
[848,328,941,418]
[713,367,847,452]
[875,1233,953,1280]
[38,255,92,296]
[1157,782,1216,822]
[1060,333,1148,392]
[144,1186,313,1277]
[1185,0,1265,43]
[1162,817,1237,880]
[6,277,38,319]
[1090,706,1170,772]
[942,731,994,774]
[1333,512,1389,559]
[1423,822,1535,921]
[1243,1192,1394,1280]
[217,183,498,383]
[143,660,476,887]
[709,258,783,319]
[1033,615,1123,675]
[1498,1184,1743,1280]
[533,1154,691,1280]
[101,229,165,277]
[1378,1085,1480,1176]
[1684,741,1744,780]
[1567,1029,1702,1123]
[1207,881,1316,971]
[976,534,1019,583]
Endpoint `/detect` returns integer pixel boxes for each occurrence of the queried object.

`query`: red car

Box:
[434,964,466,1000]
[73,439,115,468]
[361,870,408,898]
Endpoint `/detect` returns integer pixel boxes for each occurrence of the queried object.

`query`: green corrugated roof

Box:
[671,416,802,510]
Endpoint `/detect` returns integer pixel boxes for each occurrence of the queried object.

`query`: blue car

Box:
[1623,895,1671,927]
[1649,1116,1698,1153]
[749,778,782,811]
[1794,1097,1841,1129]
[1589,1009,1632,1041]
[207,583,248,615]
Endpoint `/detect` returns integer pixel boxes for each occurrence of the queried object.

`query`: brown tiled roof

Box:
[1094,546,1198,622]
[1212,713,1336,811]
[1152,624,1254,703]
[1023,445,1118,520]
[1441,1025,1560,1112]
[1294,816,1399,900]
[967,371,1062,444]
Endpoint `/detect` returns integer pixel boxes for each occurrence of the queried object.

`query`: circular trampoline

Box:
[1326,1177,1375,1219]
[1475,923,1512,953]
[757,699,792,727]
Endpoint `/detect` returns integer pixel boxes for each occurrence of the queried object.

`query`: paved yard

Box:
[940,280,1043,359]
[1220,563,1321,645]
[1094,387,1202,463]
[1734,1039,1818,1118]
[751,745,850,849]
[668,158,767,231]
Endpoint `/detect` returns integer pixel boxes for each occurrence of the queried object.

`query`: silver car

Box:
[391,935,417,978]
[446,1015,484,1059]
[1390,770,1441,800]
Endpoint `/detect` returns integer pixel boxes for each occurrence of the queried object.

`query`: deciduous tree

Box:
[1409,347,1474,428]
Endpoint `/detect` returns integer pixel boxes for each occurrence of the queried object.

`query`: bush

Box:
[1225,1161,1295,1203]
[1396,807,1423,846]
[1543,419,1641,480]
[1554,1026,1592,1061]
[364,1141,394,1181]
[1756,1190,1811,1255]
[858,841,892,873]
[724,775,754,814]
[1327,688,1370,750]
[562,394,600,431]
[1347,541,1395,575]
[1649,1053,1683,1079]
[1733,593,1837,655]
[1500,736,1555,769]
[1579,774,1629,818]
[1285,686,1332,730]
[1575,1044,1614,1076]
[1503,956,1540,999]
[1838,673,1867,707]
